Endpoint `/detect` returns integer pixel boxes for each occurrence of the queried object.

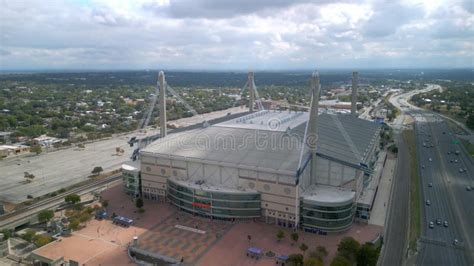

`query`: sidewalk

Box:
[369,156,397,226]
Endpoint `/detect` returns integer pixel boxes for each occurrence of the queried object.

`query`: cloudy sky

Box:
[0,0,472,70]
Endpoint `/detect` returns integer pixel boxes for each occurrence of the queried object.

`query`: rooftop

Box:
[301,185,355,205]
[142,110,380,174]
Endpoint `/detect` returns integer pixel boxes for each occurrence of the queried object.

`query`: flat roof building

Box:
[123,71,382,233]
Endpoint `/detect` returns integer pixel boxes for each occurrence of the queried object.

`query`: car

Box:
[429,158,432,162]
[422,165,425,169]
[429,221,434,229]
[428,182,433,187]
[459,168,464,173]
[426,200,431,206]
[466,186,472,191]
[454,159,458,163]
[444,221,448,227]
[450,159,454,163]
[453,239,459,246]
[436,219,442,225]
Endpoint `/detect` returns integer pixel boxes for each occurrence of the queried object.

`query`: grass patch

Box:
[460,139,474,158]
[403,129,421,251]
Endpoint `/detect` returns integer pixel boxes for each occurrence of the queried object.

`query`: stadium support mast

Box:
[159,71,167,138]
[351,71,358,116]
[308,71,320,181]
[248,71,255,112]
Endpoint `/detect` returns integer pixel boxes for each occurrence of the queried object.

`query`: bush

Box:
[101,200,109,208]
[138,208,145,213]
[330,255,350,266]
[68,219,80,231]
[276,229,285,242]
[22,229,36,242]
[33,234,54,247]
[91,166,103,175]
[65,194,81,204]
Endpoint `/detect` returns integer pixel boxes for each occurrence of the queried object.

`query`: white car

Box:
[429,158,432,162]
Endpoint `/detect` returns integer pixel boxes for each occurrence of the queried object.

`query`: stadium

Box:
[123,71,382,233]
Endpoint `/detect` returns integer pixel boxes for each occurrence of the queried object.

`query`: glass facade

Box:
[167,179,261,219]
[122,171,140,197]
[300,200,355,232]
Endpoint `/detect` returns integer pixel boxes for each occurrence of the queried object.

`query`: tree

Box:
[135,198,144,209]
[330,255,350,266]
[337,237,360,263]
[116,147,121,155]
[291,232,299,246]
[22,229,36,242]
[38,210,54,223]
[299,243,308,256]
[357,243,378,266]
[68,219,80,231]
[101,199,109,208]
[91,166,103,175]
[276,229,285,242]
[30,144,42,155]
[1,229,12,240]
[304,257,323,266]
[247,235,252,242]
[65,193,81,204]
[287,253,304,266]
[311,246,328,260]
[77,143,85,149]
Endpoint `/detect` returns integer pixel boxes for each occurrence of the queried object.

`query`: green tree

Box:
[30,144,42,155]
[337,237,360,263]
[330,255,350,266]
[287,253,304,266]
[304,257,323,266]
[1,229,12,240]
[65,193,81,204]
[101,199,109,208]
[299,243,308,256]
[291,232,299,246]
[68,219,80,231]
[22,229,36,242]
[310,246,328,260]
[276,229,285,242]
[135,198,144,209]
[357,243,378,266]
[38,210,54,223]
[91,166,103,175]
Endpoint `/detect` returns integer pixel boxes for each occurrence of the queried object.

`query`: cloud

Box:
[362,1,425,37]
[0,0,472,70]
[143,0,331,19]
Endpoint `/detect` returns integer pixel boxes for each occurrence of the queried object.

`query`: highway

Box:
[390,85,473,265]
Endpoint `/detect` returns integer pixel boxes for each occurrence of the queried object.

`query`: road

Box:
[390,85,473,265]
[378,131,410,266]
[0,174,122,230]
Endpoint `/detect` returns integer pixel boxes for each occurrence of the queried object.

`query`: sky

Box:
[0,0,473,70]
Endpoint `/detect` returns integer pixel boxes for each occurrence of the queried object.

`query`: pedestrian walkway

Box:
[369,156,397,226]
[136,212,233,265]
